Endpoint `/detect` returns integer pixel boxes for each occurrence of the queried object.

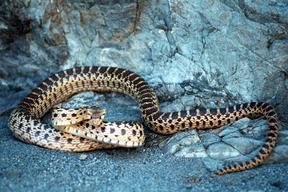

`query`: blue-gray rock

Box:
[222,137,263,155]
[266,145,288,163]
[206,142,241,160]
[218,126,242,138]
[163,130,208,158]
[199,132,221,148]
[278,130,288,145]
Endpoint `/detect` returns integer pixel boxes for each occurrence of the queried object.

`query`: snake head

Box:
[51,106,106,129]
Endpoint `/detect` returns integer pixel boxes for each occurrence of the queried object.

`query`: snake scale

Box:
[8,66,279,176]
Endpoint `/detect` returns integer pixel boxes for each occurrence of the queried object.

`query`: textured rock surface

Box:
[0,0,287,119]
[0,0,288,191]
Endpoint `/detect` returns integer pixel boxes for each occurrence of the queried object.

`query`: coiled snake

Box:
[8,66,279,176]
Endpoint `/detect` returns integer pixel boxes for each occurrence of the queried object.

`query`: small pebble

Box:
[79,154,88,160]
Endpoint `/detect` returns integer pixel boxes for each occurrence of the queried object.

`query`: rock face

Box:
[0,0,287,169]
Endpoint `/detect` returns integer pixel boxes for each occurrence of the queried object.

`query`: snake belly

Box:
[8,66,279,175]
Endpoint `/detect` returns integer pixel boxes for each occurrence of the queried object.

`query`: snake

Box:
[51,106,145,147]
[8,66,279,176]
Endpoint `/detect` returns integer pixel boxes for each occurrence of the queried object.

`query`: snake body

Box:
[8,66,279,175]
[51,106,145,147]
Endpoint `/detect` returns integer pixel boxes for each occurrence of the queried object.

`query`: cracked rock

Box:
[163,130,207,158]
[222,137,263,155]
[207,142,241,160]
[199,132,221,148]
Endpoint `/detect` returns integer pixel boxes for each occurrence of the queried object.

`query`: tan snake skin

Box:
[8,66,279,176]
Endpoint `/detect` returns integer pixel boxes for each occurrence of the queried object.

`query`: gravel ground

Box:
[1,113,288,192]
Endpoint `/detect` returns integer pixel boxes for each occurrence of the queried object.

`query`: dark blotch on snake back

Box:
[75,67,82,74]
